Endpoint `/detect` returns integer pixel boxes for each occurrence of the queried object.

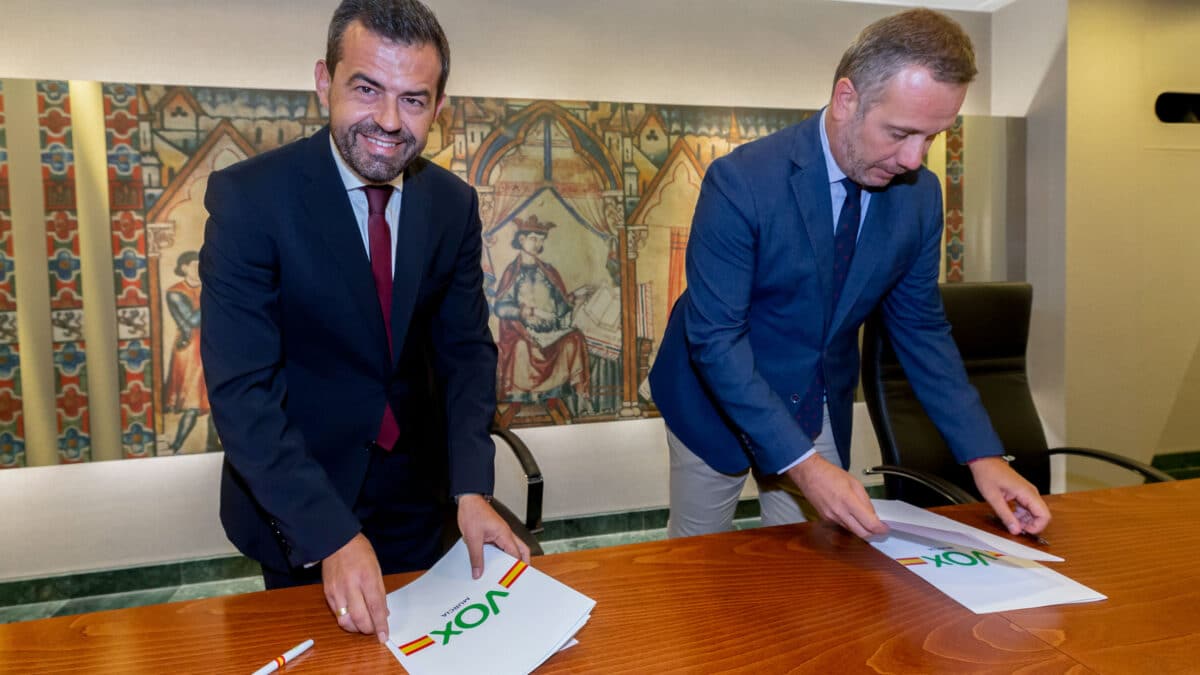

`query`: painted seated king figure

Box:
[494,215,593,419]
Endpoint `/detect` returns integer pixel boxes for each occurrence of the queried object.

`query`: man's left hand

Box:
[457,495,532,579]
[968,456,1051,535]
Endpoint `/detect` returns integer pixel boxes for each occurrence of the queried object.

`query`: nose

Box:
[896,137,926,172]
[375,99,402,133]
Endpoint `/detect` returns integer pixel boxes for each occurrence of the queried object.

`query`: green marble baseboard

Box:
[0,554,261,608]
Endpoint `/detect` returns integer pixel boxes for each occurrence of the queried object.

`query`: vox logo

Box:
[919,550,1002,567]
[399,559,529,657]
[430,589,511,644]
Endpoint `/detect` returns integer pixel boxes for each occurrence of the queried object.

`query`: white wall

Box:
[0,0,989,580]
[0,0,993,112]
[991,0,1067,474]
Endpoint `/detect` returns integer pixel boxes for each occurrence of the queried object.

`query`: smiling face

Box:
[827,65,967,187]
[314,20,445,183]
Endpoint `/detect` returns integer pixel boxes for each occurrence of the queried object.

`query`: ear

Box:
[829,76,859,123]
[434,93,448,118]
[314,60,332,109]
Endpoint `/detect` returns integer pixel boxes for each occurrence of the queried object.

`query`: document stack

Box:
[385,540,595,674]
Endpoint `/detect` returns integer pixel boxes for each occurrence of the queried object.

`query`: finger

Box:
[364,575,390,644]
[848,484,888,535]
[1013,492,1052,533]
[348,589,376,635]
[835,509,874,539]
[505,534,530,564]
[465,533,485,580]
[332,599,358,633]
[982,491,1021,534]
[845,499,888,537]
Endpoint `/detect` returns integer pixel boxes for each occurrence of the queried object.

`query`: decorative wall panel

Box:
[0,81,24,469]
[944,116,965,282]
[1,79,972,462]
[38,81,90,463]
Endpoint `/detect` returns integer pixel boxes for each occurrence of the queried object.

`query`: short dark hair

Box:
[174,250,199,276]
[326,0,451,98]
[833,8,976,110]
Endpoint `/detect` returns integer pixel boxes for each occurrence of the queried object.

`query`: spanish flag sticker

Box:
[895,557,927,566]
[499,560,529,588]
[400,634,435,656]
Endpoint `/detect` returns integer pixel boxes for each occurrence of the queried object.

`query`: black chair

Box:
[861,281,1172,507]
[442,424,545,556]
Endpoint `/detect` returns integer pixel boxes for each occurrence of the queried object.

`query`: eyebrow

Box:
[347,72,430,99]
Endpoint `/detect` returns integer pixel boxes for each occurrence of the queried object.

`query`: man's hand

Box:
[322,533,389,644]
[457,495,531,579]
[785,454,889,538]
[969,456,1051,535]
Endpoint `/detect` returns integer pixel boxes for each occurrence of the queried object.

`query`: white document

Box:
[385,540,595,675]
[869,532,1106,613]
[871,499,1063,562]
[869,499,1104,613]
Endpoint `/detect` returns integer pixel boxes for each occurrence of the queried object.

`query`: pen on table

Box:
[988,514,1050,546]
[251,638,313,675]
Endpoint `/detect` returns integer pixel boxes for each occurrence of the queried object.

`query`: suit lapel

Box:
[789,118,836,328]
[829,186,893,333]
[301,128,391,358]
[389,159,432,363]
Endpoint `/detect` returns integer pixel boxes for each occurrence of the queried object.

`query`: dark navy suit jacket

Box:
[200,127,497,571]
[649,113,1001,476]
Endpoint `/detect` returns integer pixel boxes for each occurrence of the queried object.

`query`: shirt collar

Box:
[818,107,848,186]
[328,133,404,193]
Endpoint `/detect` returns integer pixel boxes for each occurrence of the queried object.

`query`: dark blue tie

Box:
[796,178,862,441]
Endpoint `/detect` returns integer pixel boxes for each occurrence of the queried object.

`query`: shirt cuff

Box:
[777,447,818,475]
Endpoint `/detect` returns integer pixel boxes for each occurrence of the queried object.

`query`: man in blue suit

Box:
[649,9,1050,540]
[201,0,528,644]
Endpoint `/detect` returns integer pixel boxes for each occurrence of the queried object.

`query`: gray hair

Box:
[833,8,976,110]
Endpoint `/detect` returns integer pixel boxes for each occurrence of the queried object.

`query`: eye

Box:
[356,85,376,96]
[402,97,426,109]
[891,130,908,140]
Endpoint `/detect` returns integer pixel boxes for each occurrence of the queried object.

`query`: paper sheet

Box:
[869,530,1106,613]
[385,540,595,675]
[872,499,1063,562]
[868,499,1105,613]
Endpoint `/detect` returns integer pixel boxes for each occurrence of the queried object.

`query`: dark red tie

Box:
[365,185,400,450]
[796,178,862,441]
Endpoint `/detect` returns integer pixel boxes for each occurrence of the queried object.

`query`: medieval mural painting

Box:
[0,79,966,465]
[121,85,812,447]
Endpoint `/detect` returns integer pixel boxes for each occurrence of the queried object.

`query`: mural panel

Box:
[0,80,24,469]
[39,81,91,463]
[0,79,971,463]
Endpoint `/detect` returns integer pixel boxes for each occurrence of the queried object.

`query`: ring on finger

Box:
[337,606,349,617]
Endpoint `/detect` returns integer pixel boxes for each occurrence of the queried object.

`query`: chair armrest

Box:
[863,464,979,505]
[1049,447,1175,483]
[490,424,544,534]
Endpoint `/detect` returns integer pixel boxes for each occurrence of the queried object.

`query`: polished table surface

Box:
[2,479,1198,674]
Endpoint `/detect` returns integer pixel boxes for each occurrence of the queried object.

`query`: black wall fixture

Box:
[1155,92,1200,123]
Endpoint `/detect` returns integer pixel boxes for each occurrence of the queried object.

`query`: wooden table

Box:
[2,479,1197,674]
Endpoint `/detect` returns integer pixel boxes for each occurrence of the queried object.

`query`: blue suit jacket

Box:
[649,114,1001,475]
[200,127,498,571]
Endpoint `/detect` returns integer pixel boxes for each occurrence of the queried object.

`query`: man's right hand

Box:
[322,533,390,644]
[785,454,888,538]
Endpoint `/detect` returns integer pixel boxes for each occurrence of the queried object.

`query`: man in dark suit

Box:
[200,0,528,644]
[649,9,1050,540]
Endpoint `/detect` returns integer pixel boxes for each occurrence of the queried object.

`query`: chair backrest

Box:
[862,282,1052,506]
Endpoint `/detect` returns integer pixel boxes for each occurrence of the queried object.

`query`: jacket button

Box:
[790,394,800,403]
